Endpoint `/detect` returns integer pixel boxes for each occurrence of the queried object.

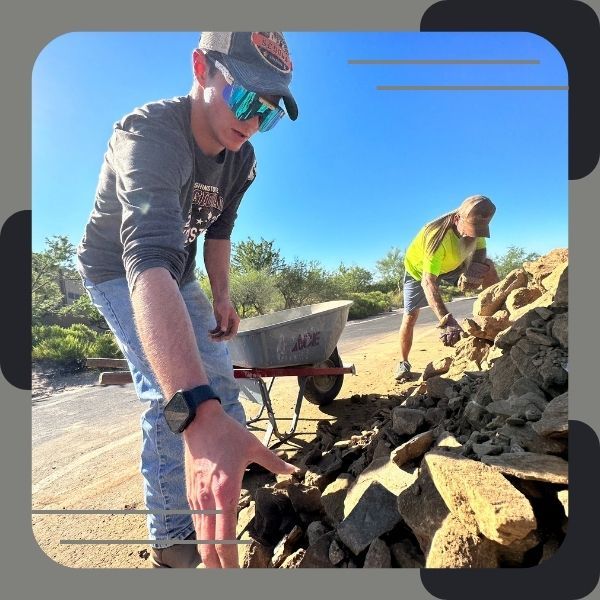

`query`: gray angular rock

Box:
[337,482,402,555]
[344,456,417,517]
[306,520,329,546]
[496,423,566,455]
[490,354,523,401]
[389,540,425,568]
[299,531,335,568]
[328,539,346,565]
[552,313,568,348]
[397,462,450,555]
[472,442,504,457]
[463,400,491,429]
[363,538,392,568]
[532,392,568,438]
[391,407,425,436]
[509,377,546,400]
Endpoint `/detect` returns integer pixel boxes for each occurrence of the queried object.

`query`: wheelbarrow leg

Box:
[249,377,307,448]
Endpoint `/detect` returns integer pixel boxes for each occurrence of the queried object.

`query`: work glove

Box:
[437,313,464,347]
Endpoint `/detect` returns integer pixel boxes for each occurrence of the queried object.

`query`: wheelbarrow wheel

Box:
[300,347,344,406]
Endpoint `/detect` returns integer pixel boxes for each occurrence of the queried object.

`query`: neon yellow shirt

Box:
[404,225,486,281]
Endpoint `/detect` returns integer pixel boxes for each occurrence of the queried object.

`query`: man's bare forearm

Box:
[204,239,232,302]
[131,267,209,399]
[421,273,449,322]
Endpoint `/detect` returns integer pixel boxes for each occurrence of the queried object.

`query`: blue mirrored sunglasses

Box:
[211,58,286,133]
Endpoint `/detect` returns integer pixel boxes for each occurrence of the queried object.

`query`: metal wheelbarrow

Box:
[230,300,356,446]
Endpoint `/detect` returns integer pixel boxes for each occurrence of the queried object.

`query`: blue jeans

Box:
[82,276,246,547]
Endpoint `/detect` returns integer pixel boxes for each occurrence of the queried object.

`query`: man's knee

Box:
[401,308,420,327]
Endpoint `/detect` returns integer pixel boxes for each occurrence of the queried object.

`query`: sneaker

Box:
[394,360,412,382]
[150,530,202,568]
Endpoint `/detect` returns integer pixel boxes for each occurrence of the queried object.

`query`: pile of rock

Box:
[237,249,569,569]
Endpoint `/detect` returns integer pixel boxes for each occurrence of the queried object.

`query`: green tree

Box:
[493,246,540,280]
[328,263,374,297]
[32,236,78,325]
[375,247,405,293]
[230,269,280,318]
[275,259,328,309]
[232,238,284,275]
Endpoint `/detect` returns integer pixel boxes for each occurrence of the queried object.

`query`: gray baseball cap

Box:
[199,31,298,120]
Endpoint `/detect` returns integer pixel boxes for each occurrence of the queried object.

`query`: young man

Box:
[394,195,499,382]
[76,32,299,568]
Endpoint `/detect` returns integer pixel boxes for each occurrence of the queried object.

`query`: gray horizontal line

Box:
[349,59,540,65]
[60,539,251,545]
[377,85,568,91]
[32,509,222,515]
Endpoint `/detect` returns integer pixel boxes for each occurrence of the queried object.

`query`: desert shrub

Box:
[439,284,460,303]
[89,332,124,359]
[32,324,122,365]
[347,291,392,320]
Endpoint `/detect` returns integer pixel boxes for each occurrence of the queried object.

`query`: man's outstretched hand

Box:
[183,400,298,568]
[438,313,464,347]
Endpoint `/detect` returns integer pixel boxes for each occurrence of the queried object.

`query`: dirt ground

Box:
[31,325,450,569]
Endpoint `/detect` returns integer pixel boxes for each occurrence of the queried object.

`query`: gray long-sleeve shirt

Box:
[76,95,256,292]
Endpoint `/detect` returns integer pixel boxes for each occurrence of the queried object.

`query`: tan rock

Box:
[435,432,463,449]
[480,452,568,485]
[447,336,492,377]
[473,268,528,317]
[321,473,354,525]
[421,356,453,380]
[542,263,569,296]
[424,450,537,545]
[509,290,554,322]
[505,287,543,316]
[557,490,568,518]
[426,512,500,568]
[390,430,435,467]
[523,249,568,289]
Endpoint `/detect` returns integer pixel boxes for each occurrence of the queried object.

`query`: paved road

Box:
[338,296,476,353]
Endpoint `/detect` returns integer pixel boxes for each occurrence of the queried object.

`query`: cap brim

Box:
[220,55,298,120]
[470,223,490,238]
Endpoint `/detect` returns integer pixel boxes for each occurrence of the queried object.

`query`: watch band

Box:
[184,384,221,411]
[164,385,221,434]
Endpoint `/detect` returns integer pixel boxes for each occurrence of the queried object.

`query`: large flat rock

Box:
[424,450,537,546]
[480,452,568,485]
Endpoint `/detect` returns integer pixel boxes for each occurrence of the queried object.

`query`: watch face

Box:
[164,392,191,433]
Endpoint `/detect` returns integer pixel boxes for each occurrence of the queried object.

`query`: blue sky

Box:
[32,31,568,274]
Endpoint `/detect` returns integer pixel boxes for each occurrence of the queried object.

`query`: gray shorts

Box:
[403,265,464,314]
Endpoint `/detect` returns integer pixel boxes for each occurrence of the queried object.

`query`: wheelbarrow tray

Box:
[229,300,353,368]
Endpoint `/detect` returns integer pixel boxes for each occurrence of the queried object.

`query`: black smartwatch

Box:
[163,385,221,434]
